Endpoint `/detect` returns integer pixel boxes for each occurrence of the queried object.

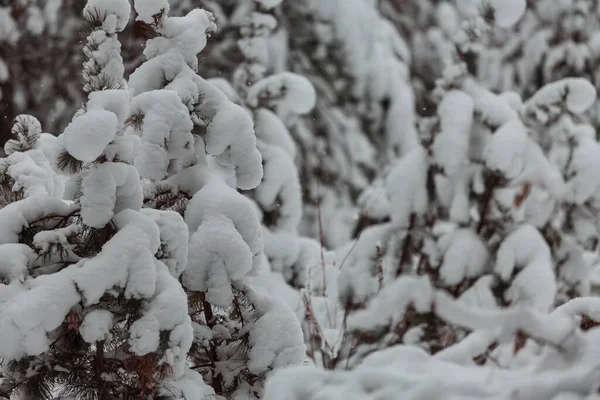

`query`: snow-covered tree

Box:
[126,1,307,398]
[0,1,201,398]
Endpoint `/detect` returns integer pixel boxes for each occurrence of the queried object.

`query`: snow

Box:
[433,90,473,177]
[1,150,64,198]
[63,110,118,162]
[437,229,490,286]
[159,368,216,399]
[246,289,306,374]
[129,260,191,366]
[84,0,131,32]
[141,209,189,278]
[79,163,143,228]
[184,213,253,307]
[565,133,600,205]
[0,196,78,244]
[357,180,391,220]
[254,108,297,159]
[128,51,188,96]
[183,178,264,304]
[488,0,527,28]
[385,146,429,228]
[247,72,317,115]
[0,244,35,284]
[494,225,556,311]
[8,0,600,397]
[0,271,80,359]
[185,178,263,265]
[32,224,81,265]
[86,89,131,125]
[72,209,160,304]
[337,224,392,306]
[463,80,518,128]
[205,100,263,190]
[483,119,527,179]
[525,78,597,124]
[4,114,41,155]
[347,275,434,332]
[144,9,216,70]
[79,310,114,343]
[255,141,302,231]
[134,0,170,25]
[129,90,195,179]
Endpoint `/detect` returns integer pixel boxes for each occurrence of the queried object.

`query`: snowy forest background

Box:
[4,0,600,399]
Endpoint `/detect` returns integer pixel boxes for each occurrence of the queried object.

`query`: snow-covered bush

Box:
[264,1,600,398]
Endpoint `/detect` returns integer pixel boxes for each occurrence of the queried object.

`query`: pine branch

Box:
[200,293,223,395]
[56,151,84,174]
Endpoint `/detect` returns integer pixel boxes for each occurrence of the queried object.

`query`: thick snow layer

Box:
[0,196,78,244]
[159,368,216,399]
[103,134,140,164]
[254,108,297,159]
[255,141,302,231]
[86,89,131,125]
[134,0,170,24]
[385,146,429,228]
[247,72,317,115]
[437,229,490,286]
[63,110,118,162]
[185,178,262,255]
[495,225,556,311]
[128,51,188,96]
[129,260,191,370]
[463,79,518,128]
[206,102,263,189]
[184,213,254,307]
[246,289,306,374]
[337,224,392,306]
[141,209,189,278]
[386,82,419,158]
[185,178,263,284]
[71,209,160,305]
[483,119,527,179]
[347,275,433,332]
[205,101,263,190]
[129,90,194,180]
[525,78,597,125]
[433,90,473,177]
[0,244,35,284]
[144,9,216,70]
[489,0,527,28]
[1,150,64,199]
[0,271,80,359]
[79,310,114,343]
[79,163,143,228]
[357,180,391,220]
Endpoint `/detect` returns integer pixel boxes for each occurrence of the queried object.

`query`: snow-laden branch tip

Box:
[247,72,317,115]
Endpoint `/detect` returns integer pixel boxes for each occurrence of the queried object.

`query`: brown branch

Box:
[477,173,501,235]
[201,294,223,395]
[95,341,107,400]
